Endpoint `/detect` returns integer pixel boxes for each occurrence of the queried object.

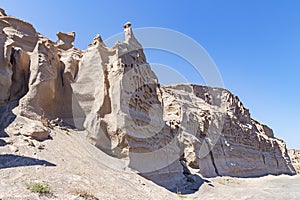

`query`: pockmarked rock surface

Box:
[0,8,297,198]
[161,84,295,177]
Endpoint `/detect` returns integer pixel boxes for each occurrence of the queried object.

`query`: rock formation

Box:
[161,84,295,177]
[0,8,296,193]
[288,149,300,173]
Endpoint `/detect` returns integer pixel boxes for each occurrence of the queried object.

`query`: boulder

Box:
[20,123,49,141]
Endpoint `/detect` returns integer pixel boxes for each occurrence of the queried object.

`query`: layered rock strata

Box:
[288,149,300,173]
[0,9,296,192]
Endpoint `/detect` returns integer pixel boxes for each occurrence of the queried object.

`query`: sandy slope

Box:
[0,127,299,200]
[0,128,177,199]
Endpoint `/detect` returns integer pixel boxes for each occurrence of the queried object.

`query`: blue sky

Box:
[1,1,299,149]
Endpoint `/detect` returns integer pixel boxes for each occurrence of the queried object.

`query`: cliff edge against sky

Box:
[0,8,298,198]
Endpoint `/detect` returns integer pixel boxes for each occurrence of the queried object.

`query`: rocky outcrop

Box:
[0,16,36,105]
[0,12,81,121]
[288,149,300,173]
[56,31,75,50]
[0,8,296,193]
[6,116,50,141]
[71,22,186,190]
[161,84,295,177]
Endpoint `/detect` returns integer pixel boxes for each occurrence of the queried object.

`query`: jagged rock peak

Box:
[0,8,7,16]
[124,21,133,42]
[92,34,103,44]
[56,31,75,50]
[122,22,142,50]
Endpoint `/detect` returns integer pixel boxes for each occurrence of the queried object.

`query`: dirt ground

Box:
[0,127,299,200]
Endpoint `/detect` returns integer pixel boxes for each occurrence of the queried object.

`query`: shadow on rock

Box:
[0,154,56,169]
[141,172,210,195]
[0,101,18,137]
[169,173,210,195]
[0,139,6,146]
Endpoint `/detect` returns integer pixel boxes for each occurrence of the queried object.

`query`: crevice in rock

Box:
[209,150,220,176]
[97,66,112,118]
[9,48,15,66]
[262,153,266,165]
[204,137,220,176]
[274,154,279,168]
[9,48,30,102]
[59,61,65,87]
[220,138,229,169]
[8,49,16,102]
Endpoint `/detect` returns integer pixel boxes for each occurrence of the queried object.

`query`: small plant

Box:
[26,182,51,194]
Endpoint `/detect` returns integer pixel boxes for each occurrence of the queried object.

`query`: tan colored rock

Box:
[21,125,49,141]
[71,24,185,190]
[0,16,36,104]
[56,32,75,50]
[288,149,300,173]
[0,7,296,194]
[0,9,80,122]
[5,116,50,141]
[161,84,295,177]
[0,8,7,16]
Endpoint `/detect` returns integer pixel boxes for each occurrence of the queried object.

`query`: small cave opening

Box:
[9,49,16,66]
[8,48,31,102]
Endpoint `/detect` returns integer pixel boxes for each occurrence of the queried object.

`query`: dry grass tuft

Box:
[70,188,99,200]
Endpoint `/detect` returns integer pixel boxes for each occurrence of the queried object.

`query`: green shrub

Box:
[26,182,51,194]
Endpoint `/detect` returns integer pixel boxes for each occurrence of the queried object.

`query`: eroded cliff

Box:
[0,8,296,193]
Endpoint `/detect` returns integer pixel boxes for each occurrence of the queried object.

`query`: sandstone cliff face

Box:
[0,12,80,119]
[161,84,295,177]
[288,149,300,173]
[0,9,296,193]
[71,24,185,189]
